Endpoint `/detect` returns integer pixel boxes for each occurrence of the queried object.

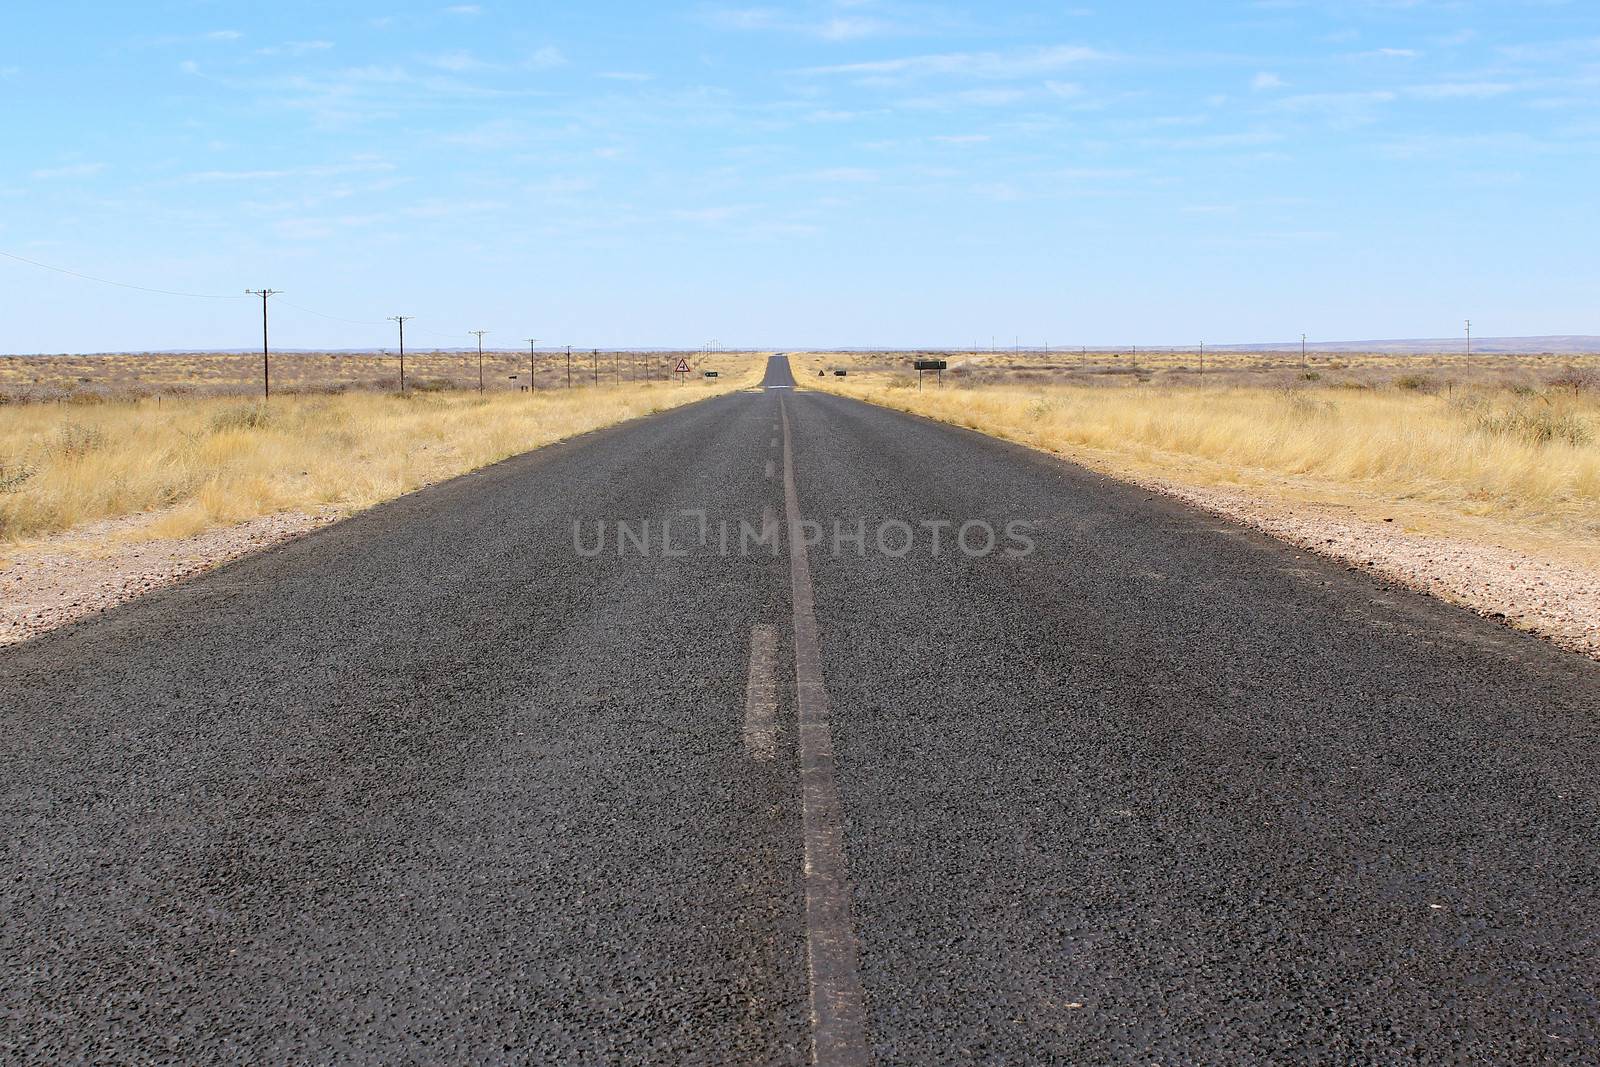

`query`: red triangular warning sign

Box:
[674,358,690,373]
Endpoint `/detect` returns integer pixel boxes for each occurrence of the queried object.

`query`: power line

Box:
[274,299,388,327]
[0,248,246,300]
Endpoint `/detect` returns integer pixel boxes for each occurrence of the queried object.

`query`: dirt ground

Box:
[0,349,734,402]
[795,348,1600,394]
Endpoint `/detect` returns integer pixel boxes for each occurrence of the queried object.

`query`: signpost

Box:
[674,356,690,383]
[913,358,947,388]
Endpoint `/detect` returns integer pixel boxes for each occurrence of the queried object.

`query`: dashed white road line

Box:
[779,395,870,1066]
[743,625,779,761]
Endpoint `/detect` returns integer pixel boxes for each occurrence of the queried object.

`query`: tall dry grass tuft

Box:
[810,377,1600,543]
[0,368,756,545]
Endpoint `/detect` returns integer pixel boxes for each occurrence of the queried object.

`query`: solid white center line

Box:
[744,624,779,761]
[779,395,870,1066]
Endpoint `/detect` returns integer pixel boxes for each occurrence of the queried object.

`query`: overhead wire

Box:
[3,247,535,349]
[0,248,246,301]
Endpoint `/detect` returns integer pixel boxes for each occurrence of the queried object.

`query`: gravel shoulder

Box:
[0,509,339,646]
[1118,472,1600,659]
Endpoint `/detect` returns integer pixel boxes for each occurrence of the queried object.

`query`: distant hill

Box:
[4,338,1598,357]
[1213,336,1600,355]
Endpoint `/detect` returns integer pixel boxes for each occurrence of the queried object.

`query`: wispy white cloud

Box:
[974,181,1022,202]
[598,71,652,81]
[438,120,531,149]
[672,204,752,223]
[527,46,567,70]
[427,50,489,72]
[1273,90,1397,122]
[526,176,596,196]
[900,87,1030,109]
[182,160,395,182]
[247,63,533,127]
[702,6,899,41]
[444,4,483,15]
[1251,72,1285,91]
[130,29,243,48]
[804,167,879,182]
[404,198,505,218]
[801,108,869,122]
[32,162,106,180]
[804,45,1105,82]
[1408,81,1514,99]
[257,41,334,57]
[1148,130,1283,151]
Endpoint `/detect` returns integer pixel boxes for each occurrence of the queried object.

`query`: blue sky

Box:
[2,1,1598,352]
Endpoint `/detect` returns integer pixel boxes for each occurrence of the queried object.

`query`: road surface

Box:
[3,355,1597,1064]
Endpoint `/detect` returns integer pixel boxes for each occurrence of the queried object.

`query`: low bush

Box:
[209,404,273,432]
[53,423,106,456]
[0,462,37,493]
[1475,406,1592,448]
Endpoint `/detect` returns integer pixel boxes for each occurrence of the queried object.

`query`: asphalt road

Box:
[3,354,1598,1064]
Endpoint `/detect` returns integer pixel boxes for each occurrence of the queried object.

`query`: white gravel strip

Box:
[0,509,339,646]
[1123,475,1600,660]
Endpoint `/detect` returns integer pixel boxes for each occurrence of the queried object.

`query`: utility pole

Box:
[388,316,413,393]
[1199,341,1205,377]
[245,288,281,400]
[566,345,572,388]
[1302,333,1308,368]
[1466,319,1472,357]
[524,338,540,391]
[469,330,488,395]
[592,347,598,385]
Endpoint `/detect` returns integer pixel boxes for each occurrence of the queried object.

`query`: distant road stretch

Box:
[3,355,1597,1064]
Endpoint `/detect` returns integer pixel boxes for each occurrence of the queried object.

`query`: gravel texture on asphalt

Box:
[1,387,809,1065]
[3,357,1598,1064]
[791,386,1600,1064]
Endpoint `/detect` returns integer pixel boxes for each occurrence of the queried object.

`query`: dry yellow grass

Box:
[0,348,746,400]
[800,356,1600,560]
[0,355,762,546]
